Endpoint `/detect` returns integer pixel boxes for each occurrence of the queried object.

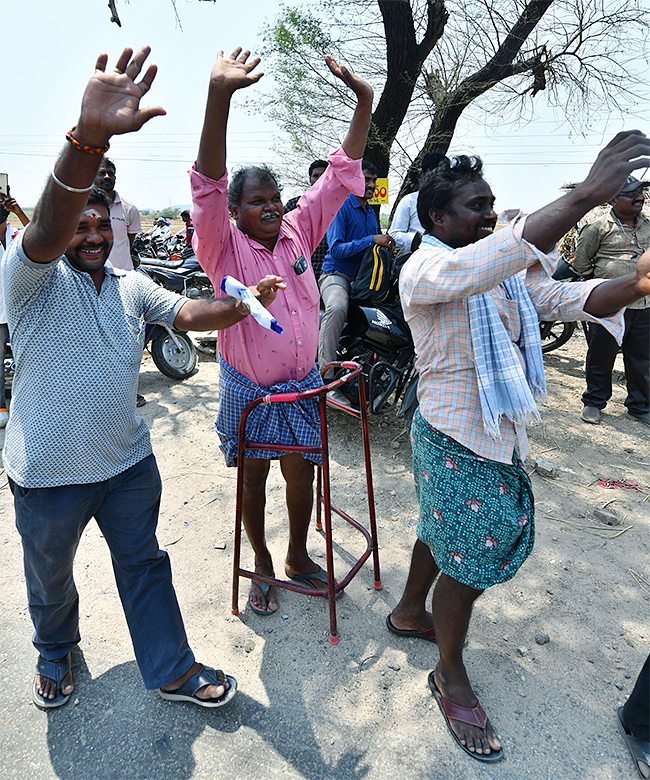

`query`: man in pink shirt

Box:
[190,47,373,615]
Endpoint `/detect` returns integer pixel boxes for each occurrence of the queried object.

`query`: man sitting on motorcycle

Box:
[189,47,373,615]
[388,138,650,762]
[318,161,397,406]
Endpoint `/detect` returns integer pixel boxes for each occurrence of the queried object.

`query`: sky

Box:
[4,0,650,214]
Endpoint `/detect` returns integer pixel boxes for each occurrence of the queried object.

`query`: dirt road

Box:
[1,332,647,780]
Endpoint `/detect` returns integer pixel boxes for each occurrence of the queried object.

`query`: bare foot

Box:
[162,662,228,701]
[36,657,74,701]
[434,667,501,756]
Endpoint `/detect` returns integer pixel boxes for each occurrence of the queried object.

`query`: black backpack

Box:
[350,244,410,305]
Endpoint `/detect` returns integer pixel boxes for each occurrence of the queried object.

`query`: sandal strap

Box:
[438,694,487,729]
[182,666,227,697]
[36,654,70,684]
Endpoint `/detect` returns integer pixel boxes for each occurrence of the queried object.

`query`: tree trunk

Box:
[364,0,448,178]
[392,0,555,214]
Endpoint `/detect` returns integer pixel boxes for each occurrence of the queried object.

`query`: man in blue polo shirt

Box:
[318,161,395,402]
[3,45,284,712]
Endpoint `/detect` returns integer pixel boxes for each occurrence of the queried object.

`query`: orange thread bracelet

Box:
[65,127,110,156]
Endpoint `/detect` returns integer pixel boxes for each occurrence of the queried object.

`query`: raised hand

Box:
[209,48,264,93]
[0,195,17,212]
[581,131,650,205]
[250,275,287,309]
[75,46,166,146]
[325,55,373,101]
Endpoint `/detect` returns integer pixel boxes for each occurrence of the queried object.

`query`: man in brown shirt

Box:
[574,176,650,426]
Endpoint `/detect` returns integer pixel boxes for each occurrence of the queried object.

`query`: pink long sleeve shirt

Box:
[189,146,364,386]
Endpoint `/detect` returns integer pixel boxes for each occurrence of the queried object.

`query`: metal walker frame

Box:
[231,361,382,643]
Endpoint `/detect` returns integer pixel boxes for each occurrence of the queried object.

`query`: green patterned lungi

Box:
[412,409,535,590]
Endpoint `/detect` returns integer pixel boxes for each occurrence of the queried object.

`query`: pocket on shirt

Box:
[121,314,147,364]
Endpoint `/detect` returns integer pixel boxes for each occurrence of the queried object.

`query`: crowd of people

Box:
[1,44,648,775]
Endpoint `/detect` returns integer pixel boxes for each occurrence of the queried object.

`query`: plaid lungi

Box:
[216,358,323,467]
[412,409,535,590]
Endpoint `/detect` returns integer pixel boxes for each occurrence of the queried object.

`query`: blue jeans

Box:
[10,454,195,689]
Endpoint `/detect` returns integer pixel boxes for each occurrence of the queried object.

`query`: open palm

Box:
[209,48,264,92]
[78,46,165,142]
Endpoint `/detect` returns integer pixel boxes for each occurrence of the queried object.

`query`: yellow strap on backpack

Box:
[369,245,384,291]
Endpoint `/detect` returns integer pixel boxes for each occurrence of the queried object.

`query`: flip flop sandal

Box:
[286,566,342,598]
[386,615,468,646]
[33,653,73,709]
[617,706,650,779]
[159,666,238,708]
[386,614,437,643]
[428,671,503,763]
[249,580,277,616]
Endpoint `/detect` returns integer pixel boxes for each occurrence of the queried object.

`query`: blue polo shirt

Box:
[2,231,185,488]
[322,193,378,278]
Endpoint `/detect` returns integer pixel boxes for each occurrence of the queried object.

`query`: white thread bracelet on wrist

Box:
[50,168,93,194]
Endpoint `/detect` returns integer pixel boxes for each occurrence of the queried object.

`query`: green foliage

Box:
[271,6,333,56]
[251,0,650,199]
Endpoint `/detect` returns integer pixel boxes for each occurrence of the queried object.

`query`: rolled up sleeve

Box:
[189,164,233,281]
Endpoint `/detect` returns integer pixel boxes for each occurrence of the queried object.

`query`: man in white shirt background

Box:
[389,152,446,255]
[0,191,30,427]
[95,157,142,271]
[95,157,147,405]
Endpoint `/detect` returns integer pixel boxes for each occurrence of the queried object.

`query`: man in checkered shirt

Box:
[386,137,650,762]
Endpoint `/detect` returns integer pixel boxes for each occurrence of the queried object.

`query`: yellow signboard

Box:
[369,177,389,205]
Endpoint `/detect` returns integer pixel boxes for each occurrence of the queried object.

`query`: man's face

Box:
[231,175,284,248]
[431,179,497,248]
[95,163,116,194]
[362,169,377,201]
[309,166,327,187]
[612,186,646,220]
[65,205,113,274]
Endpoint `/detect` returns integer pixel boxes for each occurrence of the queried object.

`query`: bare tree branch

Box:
[108,0,121,26]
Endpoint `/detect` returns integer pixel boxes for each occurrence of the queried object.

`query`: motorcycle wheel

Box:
[150,330,197,379]
[540,321,576,353]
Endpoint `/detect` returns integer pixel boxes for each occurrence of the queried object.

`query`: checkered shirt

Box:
[399,219,624,463]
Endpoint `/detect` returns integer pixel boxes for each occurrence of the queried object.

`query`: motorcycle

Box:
[135,261,200,380]
[332,247,417,418]
[143,318,197,380]
[133,232,214,301]
[539,254,587,352]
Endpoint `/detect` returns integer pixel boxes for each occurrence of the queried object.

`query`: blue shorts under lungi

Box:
[216,358,323,467]
[412,409,535,590]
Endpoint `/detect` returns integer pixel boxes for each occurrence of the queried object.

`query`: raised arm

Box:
[23,47,165,265]
[523,131,650,253]
[0,195,30,228]
[196,48,264,181]
[324,56,373,161]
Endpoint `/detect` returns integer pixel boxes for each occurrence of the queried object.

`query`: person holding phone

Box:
[0,187,30,427]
